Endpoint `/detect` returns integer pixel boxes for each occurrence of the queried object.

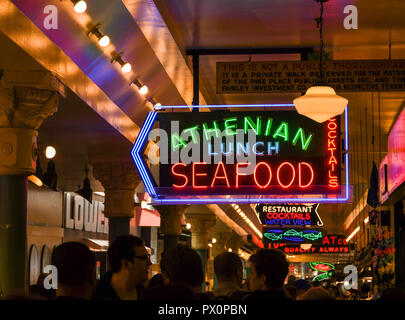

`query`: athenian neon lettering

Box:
[202,121,220,140]
[292,128,313,151]
[172,134,187,151]
[272,122,289,141]
[178,117,312,151]
[244,116,261,135]
[224,117,237,136]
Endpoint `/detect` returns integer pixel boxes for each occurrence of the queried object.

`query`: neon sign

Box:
[310,262,335,282]
[131,104,349,204]
[263,228,323,244]
[268,234,351,254]
[254,204,323,226]
[310,262,335,272]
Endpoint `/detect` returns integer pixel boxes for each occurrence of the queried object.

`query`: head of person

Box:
[108,235,151,289]
[248,249,289,292]
[298,287,335,300]
[294,279,312,297]
[51,242,96,299]
[160,244,204,293]
[214,252,243,286]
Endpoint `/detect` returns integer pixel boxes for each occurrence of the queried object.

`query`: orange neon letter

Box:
[192,162,208,189]
[171,163,188,188]
[298,162,314,188]
[276,162,295,189]
[254,162,272,189]
[211,162,230,188]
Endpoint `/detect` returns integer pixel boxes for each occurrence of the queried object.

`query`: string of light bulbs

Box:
[231,204,263,239]
[69,0,162,109]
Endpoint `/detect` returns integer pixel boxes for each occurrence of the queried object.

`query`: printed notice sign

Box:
[216,60,405,93]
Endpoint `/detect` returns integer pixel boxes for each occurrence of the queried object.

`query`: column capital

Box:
[155,205,189,236]
[0,71,64,175]
[91,159,140,191]
[91,159,140,219]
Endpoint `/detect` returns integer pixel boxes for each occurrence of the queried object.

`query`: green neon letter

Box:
[244,116,261,135]
[292,128,313,151]
[272,121,289,141]
[183,125,199,143]
[203,121,220,140]
[224,117,237,136]
[171,134,187,151]
[264,118,273,136]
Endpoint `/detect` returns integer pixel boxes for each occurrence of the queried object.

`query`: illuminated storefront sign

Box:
[131,105,349,204]
[64,192,108,234]
[310,262,335,281]
[268,234,351,253]
[263,227,323,244]
[254,203,323,226]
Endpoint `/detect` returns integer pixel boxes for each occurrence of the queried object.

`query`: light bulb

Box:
[139,85,148,95]
[98,35,110,47]
[45,146,56,159]
[73,0,87,13]
[186,223,191,230]
[212,238,217,243]
[121,62,131,73]
[228,248,232,252]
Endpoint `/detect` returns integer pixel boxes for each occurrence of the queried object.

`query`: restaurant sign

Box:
[254,203,323,227]
[131,105,349,204]
[217,60,405,93]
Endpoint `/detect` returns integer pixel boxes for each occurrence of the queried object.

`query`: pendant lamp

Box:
[293,0,348,123]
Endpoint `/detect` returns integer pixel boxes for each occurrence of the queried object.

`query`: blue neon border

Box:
[131,104,349,205]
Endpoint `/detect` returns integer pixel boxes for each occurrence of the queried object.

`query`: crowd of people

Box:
[20,235,405,300]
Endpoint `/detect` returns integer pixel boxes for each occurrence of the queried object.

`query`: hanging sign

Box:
[254,203,323,226]
[310,262,335,281]
[131,105,349,204]
[217,60,405,93]
[268,234,351,254]
[263,227,323,244]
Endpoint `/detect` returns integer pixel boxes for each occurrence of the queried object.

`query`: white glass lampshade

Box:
[293,86,348,123]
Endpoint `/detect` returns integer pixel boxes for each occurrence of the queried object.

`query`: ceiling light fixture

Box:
[111,52,131,73]
[293,0,348,123]
[71,0,87,13]
[87,24,110,47]
[132,79,149,95]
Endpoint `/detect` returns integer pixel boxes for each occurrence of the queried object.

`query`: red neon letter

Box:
[236,162,251,188]
[192,162,207,189]
[298,162,314,188]
[254,162,272,189]
[171,163,188,188]
[276,162,295,189]
[211,162,230,188]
